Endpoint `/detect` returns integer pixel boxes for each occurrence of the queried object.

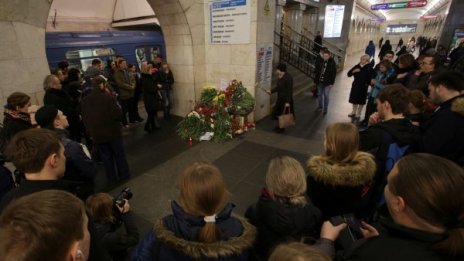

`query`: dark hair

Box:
[276,63,287,72]
[67,68,81,82]
[409,89,426,111]
[115,54,124,59]
[429,71,464,92]
[5,128,62,173]
[117,59,126,66]
[50,68,62,77]
[91,75,106,88]
[398,53,416,69]
[128,64,136,69]
[322,49,331,55]
[385,50,395,56]
[377,84,409,114]
[5,92,30,111]
[57,61,69,71]
[422,54,438,66]
[0,190,86,261]
[391,154,464,258]
[91,59,102,65]
[379,59,392,71]
[86,193,115,224]
[369,40,373,44]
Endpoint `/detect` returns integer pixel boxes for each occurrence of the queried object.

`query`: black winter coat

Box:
[44,88,79,125]
[81,89,123,144]
[131,201,256,261]
[315,57,337,86]
[412,95,464,165]
[271,72,294,118]
[158,70,174,91]
[140,73,160,113]
[245,189,321,258]
[306,152,376,220]
[0,111,31,152]
[347,63,374,104]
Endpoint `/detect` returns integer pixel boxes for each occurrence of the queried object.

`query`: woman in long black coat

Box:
[347,55,373,119]
[268,63,293,133]
[140,65,161,132]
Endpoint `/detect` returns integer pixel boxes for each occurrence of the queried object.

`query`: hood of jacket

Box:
[154,201,256,259]
[377,118,418,146]
[450,95,464,117]
[307,152,376,187]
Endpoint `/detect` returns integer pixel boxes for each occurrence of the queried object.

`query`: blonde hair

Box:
[269,242,331,261]
[141,63,152,74]
[85,193,115,224]
[266,156,307,207]
[179,162,227,243]
[324,122,359,163]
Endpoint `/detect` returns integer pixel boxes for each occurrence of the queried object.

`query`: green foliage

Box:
[199,87,218,106]
[211,108,232,143]
[231,82,255,115]
[176,112,210,140]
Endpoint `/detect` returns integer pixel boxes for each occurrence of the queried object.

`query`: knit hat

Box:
[35,105,58,129]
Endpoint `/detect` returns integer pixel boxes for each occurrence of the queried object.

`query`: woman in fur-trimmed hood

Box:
[307,123,376,220]
[131,163,256,261]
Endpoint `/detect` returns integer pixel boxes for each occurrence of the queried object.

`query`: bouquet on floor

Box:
[177,80,255,143]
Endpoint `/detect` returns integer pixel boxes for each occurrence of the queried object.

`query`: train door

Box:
[135,45,162,69]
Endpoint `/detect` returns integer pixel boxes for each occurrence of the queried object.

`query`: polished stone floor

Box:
[104,52,364,236]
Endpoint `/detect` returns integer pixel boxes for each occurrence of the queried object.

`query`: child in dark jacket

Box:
[246,156,322,259]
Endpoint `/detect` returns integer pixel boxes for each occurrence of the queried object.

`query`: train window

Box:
[135,46,161,69]
[65,48,116,71]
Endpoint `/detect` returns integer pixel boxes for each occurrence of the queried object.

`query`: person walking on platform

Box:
[314,49,337,115]
[314,31,323,54]
[378,37,384,50]
[395,38,404,51]
[378,40,392,61]
[365,40,376,58]
[267,63,294,134]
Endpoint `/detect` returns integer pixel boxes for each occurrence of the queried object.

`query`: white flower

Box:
[210,124,215,128]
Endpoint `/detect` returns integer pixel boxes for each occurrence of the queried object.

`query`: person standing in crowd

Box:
[407,54,438,95]
[318,154,464,261]
[131,162,256,260]
[246,156,321,259]
[394,46,408,64]
[267,63,294,133]
[86,193,139,261]
[394,53,418,86]
[406,89,426,126]
[114,59,136,127]
[314,49,337,115]
[378,37,384,50]
[347,54,374,120]
[0,190,91,261]
[378,40,392,61]
[307,123,375,220]
[314,31,323,54]
[407,36,416,53]
[140,64,161,132]
[58,60,70,82]
[0,92,32,153]
[35,105,96,200]
[395,38,404,51]
[365,40,376,58]
[128,64,144,123]
[411,71,464,166]
[81,76,130,184]
[158,62,175,120]
[43,74,80,141]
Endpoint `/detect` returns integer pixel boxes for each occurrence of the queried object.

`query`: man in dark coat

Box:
[0,128,111,261]
[267,63,293,133]
[43,74,80,141]
[378,40,392,61]
[81,76,130,183]
[411,71,464,165]
[313,31,323,53]
[314,49,337,114]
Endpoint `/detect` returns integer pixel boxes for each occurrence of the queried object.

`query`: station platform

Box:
[106,54,359,236]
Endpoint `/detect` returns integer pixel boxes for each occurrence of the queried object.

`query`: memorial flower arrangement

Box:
[177,80,255,143]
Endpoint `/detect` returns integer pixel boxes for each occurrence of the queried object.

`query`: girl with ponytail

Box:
[132,162,256,261]
[245,156,322,259]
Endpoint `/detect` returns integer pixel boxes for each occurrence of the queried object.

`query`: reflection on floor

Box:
[104,52,364,237]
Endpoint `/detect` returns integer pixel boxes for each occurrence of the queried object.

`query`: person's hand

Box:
[320,220,347,241]
[360,221,379,238]
[397,72,407,79]
[414,69,422,76]
[370,79,376,85]
[284,103,290,107]
[266,90,272,95]
[353,69,361,73]
[368,112,380,126]
[116,199,130,214]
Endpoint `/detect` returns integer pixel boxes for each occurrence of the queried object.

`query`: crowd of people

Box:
[0,35,464,261]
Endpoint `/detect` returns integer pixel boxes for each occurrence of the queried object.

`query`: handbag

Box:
[278,106,295,128]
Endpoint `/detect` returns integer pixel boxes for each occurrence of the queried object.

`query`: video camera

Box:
[330,213,363,250]
[113,187,133,208]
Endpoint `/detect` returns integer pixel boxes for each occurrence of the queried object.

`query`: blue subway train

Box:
[45,30,166,71]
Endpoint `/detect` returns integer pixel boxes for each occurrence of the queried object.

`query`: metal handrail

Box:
[301,27,345,57]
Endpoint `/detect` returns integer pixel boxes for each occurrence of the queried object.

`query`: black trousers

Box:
[120,98,136,125]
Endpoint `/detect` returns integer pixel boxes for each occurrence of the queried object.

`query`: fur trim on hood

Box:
[451,96,464,117]
[307,152,376,187]
[153,215,256,259]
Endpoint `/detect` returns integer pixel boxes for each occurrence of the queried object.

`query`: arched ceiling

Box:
[357,0,450,20]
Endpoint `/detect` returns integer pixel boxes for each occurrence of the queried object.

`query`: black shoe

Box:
[315,107,323,112]
[273,127,285,133]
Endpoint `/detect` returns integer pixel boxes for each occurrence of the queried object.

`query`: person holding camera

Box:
[316,154,464,260]
[86,192,139,261]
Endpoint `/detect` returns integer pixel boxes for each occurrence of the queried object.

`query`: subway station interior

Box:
[1,0,464,260]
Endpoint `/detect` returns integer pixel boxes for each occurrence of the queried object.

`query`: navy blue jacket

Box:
[131,201,255,261]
